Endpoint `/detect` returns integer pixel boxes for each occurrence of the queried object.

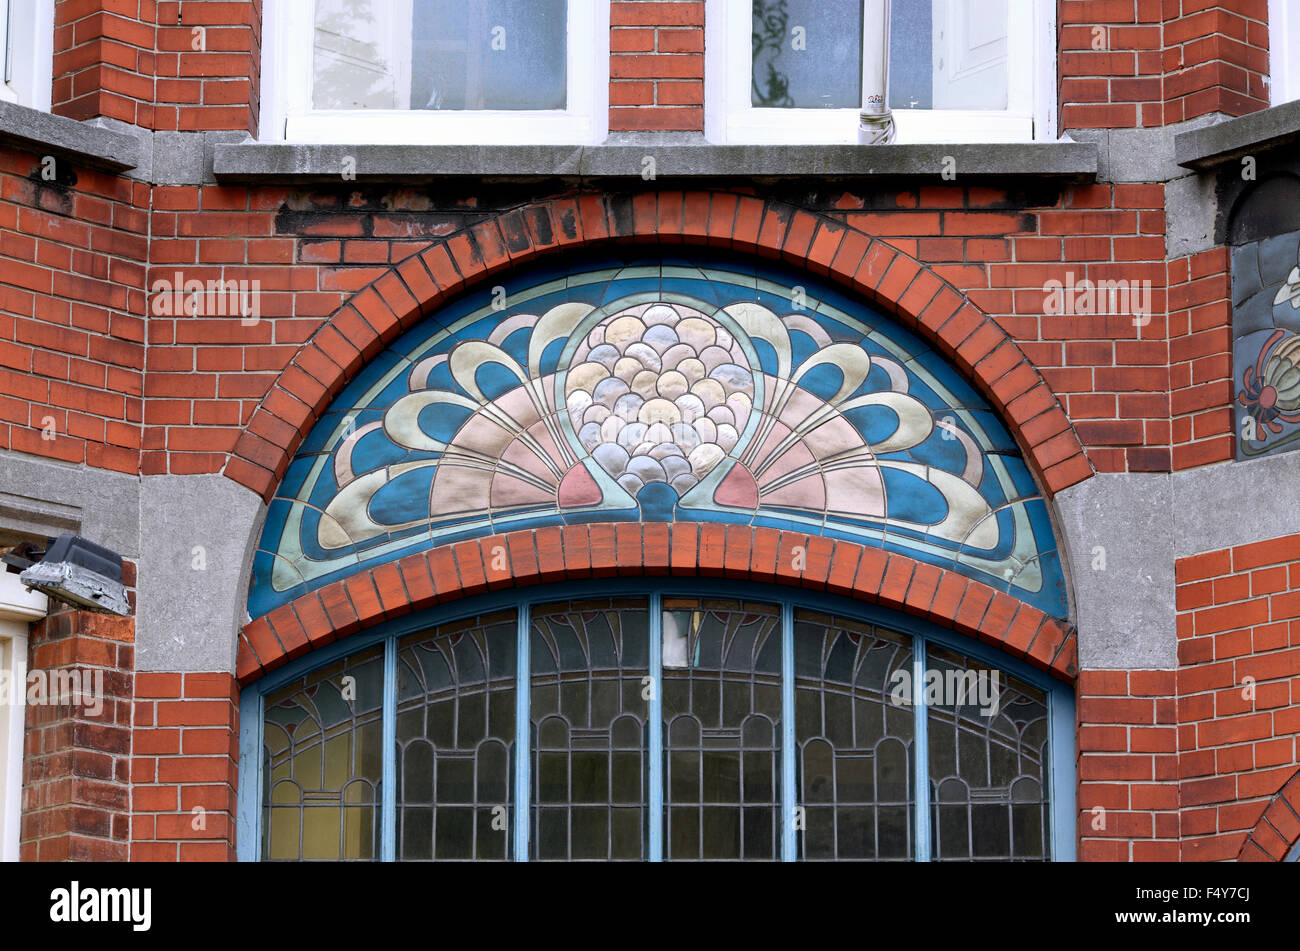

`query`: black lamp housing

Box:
[18,533,131,617]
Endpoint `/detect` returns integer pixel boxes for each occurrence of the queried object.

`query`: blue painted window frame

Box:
[238,579,1077,861]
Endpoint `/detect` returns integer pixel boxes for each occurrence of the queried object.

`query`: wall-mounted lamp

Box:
[16,534,131,617]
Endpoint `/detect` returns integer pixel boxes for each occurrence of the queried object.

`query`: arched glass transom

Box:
[238,583,1076,862]
[248,253,1066,621]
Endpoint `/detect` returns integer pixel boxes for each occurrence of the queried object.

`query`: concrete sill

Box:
[0,100,144,172]
[212,140,1098,183]
[1174,99,1300,170]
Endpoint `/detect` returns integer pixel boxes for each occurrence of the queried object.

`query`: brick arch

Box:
[1238,768,1300,861]
[237,523,1078,686]
[221,191,1092,504]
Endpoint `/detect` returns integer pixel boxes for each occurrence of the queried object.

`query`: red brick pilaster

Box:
[610,1,704,131]
[20,606,135,861]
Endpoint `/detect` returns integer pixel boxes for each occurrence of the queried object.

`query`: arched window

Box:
[238,582,1075,861]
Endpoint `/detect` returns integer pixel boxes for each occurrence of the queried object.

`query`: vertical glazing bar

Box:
[513,606,531,861]
[1048,690,1077,861]
[3,1,12,85]
[235,687,262,862]
[380,636,397,862]
[648,592,663,862]
[781,601,796,861]
[913,637,930,862]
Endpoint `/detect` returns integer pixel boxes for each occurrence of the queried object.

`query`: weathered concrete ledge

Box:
[213,139,1098,182]
[1174,98,1300,169]
[0,100,144,171]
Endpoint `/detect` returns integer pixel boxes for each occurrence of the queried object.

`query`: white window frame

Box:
[704,0,1055,144]
[262,0,609,144]
[1270,0,1300,105]
[0,0,54,110]
[0,572,46,863]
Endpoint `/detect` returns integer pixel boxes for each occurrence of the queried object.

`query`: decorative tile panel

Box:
[248,253,1066,618]
[1233,226,1300,458]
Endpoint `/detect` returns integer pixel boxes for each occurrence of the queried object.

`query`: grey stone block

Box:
[135,474,265,673]
[0,450,140,559]
[1055,452,1300,670]
[212,140,1098,182]
[151,130,254,185]
[1175,99,1300,170]
[1054,473,1176,670]
[1165,172,1219,259]
[1068,115,1221,183]
[0,100,144,171]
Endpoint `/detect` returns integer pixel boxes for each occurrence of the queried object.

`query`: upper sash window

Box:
[706,0,1054,143]
[263,0,608,144]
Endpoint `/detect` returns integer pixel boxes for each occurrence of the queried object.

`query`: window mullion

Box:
[780,601,795,862]
[648,592,663,861]
[381,636,397,862]
[513,605,531,861]
[913,637,931,862]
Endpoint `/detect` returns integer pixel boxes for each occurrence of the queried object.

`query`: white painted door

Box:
[931,0,1009,110]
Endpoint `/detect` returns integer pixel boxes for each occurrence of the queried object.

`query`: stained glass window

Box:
[530,598,650,861]
[262,644,385,861]
[394,610,516,860]
[662,599,782,860]
[927,645,1050,861]
[246,587,1069,862]
[794,610,914,860]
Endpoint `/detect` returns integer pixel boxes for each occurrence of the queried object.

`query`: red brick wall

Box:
[130,672,238,861]
[0,145,146,474]
[610,0,704,131]
[238,524,1079,683]
[52,0,262,133]
[1076,669,1181,861]
[1168,247,1234,470]
[20,607,135,861]
[1075,532,1300,861]
[1175,534,1300,860]
[129,183,1236,482]
[1060,0,1271,130]
[1162,0,1270,124]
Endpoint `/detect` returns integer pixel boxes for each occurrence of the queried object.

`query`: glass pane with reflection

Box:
[262,644,385,861]
[313,0,567,111]
[662,598,781,861]
[751,0,1009,111]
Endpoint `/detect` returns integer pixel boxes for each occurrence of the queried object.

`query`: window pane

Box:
[412,0,567,111]
[926,645,1050,861]
[794,610,915,861]
[312,0,568,112]
[752,0,862,107]
[530,598,650,861]
[313,0,409,109]
[751,0,1010,111]
[395,610,517,861]
[262,644,385,861]
[662,599,781,860]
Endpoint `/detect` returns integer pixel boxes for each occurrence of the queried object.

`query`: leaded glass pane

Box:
[662,599,781,861]
[926,644,1050,861]
[262,644,385,861]
[794,610,915,861]
[530,597,651,861]
[395,609,517,861]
